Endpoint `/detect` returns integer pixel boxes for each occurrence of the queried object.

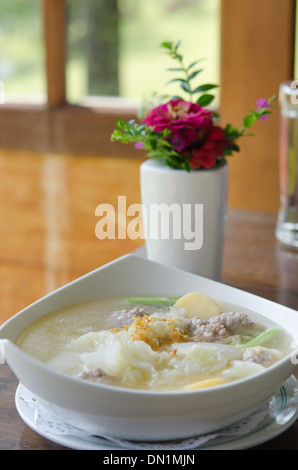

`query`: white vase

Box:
[140,158,228,280]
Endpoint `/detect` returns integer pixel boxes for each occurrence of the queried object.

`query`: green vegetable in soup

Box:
[125,296,180,305]
[245,327,281,347]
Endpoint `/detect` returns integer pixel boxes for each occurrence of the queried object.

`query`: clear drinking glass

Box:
[275,81,298,248]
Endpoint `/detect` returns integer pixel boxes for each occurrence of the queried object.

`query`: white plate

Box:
[15,376,298,450]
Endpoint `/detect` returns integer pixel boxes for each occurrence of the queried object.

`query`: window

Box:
[0,0,220,106]
[0,0,221,155]
[0,0,45,103]
[66,0,220,105]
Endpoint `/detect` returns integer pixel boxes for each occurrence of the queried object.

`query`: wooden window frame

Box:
[0,0,138,157]
[0,0,296,210]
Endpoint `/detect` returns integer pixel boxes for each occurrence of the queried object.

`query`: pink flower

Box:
[142,99,213,152]
[189,126,227,169]
[256,98,270,109]
[256,98,270,120]
[134,142,144,149]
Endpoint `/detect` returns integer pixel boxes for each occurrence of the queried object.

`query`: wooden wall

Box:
[220,0,296,212]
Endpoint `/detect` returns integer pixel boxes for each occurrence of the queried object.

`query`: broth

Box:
[16,295,291,391]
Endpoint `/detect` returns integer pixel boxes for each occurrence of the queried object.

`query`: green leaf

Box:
[150,139,157,151]
[116,116,124,125]
[173,53,183,61]
[136,123,146,131]
[161,41,173,50]
[188,69,203,81]
[228,143,240,152]
[225,123,237,133]
[174,40,182,51]
[224,124,242,139]
[187,59,205,70]
[171,95,184,100]
[166,67,185,72]
[243,114,256,128]
[192,83,218,93]
[197,94,215,106]
[251,110,260,118]
[180,81,191,92]
[166,78,188,86]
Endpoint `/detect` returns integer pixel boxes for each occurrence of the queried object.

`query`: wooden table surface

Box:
[0,150,298,450]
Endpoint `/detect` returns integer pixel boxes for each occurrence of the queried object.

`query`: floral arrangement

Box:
[111,41,275,171]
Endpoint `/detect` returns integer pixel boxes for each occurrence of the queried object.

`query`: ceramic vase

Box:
[140,158,228,280]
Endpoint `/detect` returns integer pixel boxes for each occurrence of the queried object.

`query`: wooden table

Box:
[0,150,298,450]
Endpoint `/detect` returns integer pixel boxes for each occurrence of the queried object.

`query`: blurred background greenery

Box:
[0,0,45,100]
[0,0,220,103]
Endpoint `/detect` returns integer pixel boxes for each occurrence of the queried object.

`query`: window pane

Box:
[0,0,46,103]
[66,0,220,104]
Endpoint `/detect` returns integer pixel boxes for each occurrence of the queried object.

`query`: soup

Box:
[16,293,290,391]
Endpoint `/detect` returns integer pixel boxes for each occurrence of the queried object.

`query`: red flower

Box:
[189,126,227,169]
[142,99,213,152]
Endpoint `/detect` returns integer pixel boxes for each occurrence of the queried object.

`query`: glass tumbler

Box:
[275,81,298,248]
